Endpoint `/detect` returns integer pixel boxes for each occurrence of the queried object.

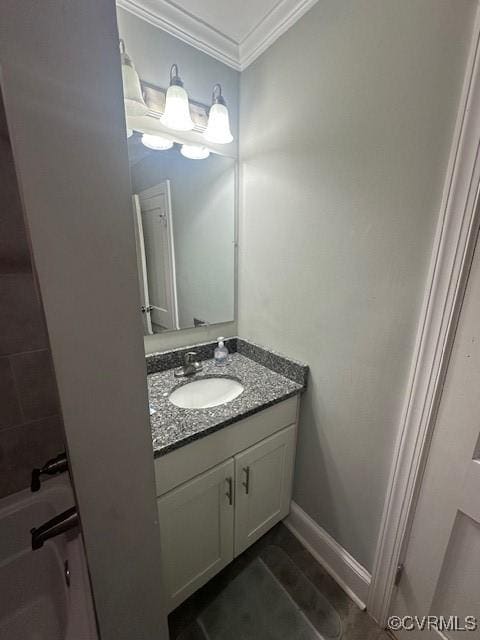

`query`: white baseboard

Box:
[284,502,371,610]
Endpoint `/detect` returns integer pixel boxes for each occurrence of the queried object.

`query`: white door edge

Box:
[368,4,480,625]
[163,180,180,330]
[132,194,153,335]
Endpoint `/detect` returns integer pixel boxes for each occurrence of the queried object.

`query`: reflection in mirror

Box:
[127,137,235,334]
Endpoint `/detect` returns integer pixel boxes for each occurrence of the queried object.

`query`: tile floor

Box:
[169,523,392,640]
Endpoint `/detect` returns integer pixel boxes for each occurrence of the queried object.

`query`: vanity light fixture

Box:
[204,84,233,145]
[119,40,148,117]
[141,133,174,150]
[180,144,210,160]
[160,64,194,132]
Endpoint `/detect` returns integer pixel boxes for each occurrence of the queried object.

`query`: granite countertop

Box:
[148,352,304,457]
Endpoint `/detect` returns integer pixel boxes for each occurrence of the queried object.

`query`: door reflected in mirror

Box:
[128,135,235,334]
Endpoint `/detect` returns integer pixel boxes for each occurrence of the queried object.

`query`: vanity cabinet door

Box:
[157,459,234,611]
[234,424,296,556]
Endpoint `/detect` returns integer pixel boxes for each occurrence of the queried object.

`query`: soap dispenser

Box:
[214,337,228,366]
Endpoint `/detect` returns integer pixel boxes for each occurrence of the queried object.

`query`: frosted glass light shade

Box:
[121,46,148,117]
[160,84,194,131]
[204,103,233,144]
[180,144,210,160]
[141,134,173,150]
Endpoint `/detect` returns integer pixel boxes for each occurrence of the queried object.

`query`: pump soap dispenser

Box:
[214,337,228,366]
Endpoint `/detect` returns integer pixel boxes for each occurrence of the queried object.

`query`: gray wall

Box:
[0,1,167,637]
[118,7,239,350]
[238,0,475,570]
[0,94,65,498]
[132,149,235,329]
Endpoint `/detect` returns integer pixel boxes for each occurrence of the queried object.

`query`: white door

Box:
[132,194,153,335]
[157,459,234,612]
[137,181,179,331]
[234,425,296,556]
[389,235,480,639]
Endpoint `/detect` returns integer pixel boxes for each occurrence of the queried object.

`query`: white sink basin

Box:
[169,377,244,409]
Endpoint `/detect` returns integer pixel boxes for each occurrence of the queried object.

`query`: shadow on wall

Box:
[292,380,371,568]
[0,92,65,498]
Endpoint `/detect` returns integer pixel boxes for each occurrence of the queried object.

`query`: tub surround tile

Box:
[0,98,64,499]
[0,105,8,136]
[0,416,65,498]
[148,343,308,457]
[0,357,22,429]
[0,137,32,274]
[10,349,60,421]
[0,274,49,356]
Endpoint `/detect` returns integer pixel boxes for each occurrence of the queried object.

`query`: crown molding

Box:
[239,0,318,69]
[117,0,241,70]
[116,0,319,71]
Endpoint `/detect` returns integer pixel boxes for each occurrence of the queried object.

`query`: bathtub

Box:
[0,476,98,640]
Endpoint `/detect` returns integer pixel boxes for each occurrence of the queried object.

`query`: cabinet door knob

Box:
[242,467,250,494]
[225,477,233,505]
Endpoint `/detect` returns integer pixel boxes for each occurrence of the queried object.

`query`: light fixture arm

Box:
[120,38,148,117]
[169,64,184,87]
[211,83,227,107]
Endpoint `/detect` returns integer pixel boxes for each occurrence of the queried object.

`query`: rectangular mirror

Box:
[127,138,236,334]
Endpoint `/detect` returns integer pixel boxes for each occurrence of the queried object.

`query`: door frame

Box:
[368,3,480,625]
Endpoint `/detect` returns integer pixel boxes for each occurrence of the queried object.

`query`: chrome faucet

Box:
[174,351,203,377]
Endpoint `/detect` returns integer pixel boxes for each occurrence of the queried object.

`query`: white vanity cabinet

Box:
[154,395,299,612]
[233,424,296,556]
[156,459,234,609]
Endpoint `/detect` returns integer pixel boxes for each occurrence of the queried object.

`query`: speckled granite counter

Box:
[148,351,306,457]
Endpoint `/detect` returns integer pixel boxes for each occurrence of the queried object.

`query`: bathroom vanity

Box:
[122,50,310,612]
[147,338,308,611]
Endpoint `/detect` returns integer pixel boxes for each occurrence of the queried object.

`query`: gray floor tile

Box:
[169,523,385,640]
